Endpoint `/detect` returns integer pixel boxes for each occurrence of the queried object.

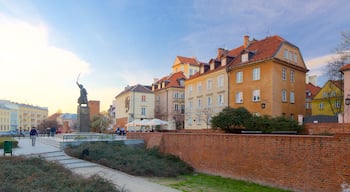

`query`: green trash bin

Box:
[3,140,13,156]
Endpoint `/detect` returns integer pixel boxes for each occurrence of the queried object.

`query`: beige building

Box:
[152,71,186,130]
[115,84,154,131]
[18,103,48,131]
[0,105,11,132]
[184,51,230,129]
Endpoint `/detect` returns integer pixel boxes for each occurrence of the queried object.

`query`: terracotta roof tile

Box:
[177,56,200,66]
[154,71,186,91]
[306,83,321,98]
[228,35,289,69]
[340,63,350,72]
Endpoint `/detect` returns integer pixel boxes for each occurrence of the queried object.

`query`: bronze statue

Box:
[76,74,88,105]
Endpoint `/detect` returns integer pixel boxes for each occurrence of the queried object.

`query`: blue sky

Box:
[0,0,349,114]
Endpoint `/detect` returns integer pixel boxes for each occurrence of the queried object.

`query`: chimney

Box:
[244,35,249,48]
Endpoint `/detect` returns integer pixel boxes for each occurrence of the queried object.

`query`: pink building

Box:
[340,64,350,123]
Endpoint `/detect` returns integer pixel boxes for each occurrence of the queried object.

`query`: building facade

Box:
[172,56,200,78]
[0,100,48,132]
[152,71,186,130]
[184,51,230,129]
[312,80,343,116]
[228,35,308,119]
[340,64,350,123]
[305,83,321,117]
[115,84,155,131]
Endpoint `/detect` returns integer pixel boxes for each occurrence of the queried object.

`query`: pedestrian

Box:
[116,127,121,135]
[121,127,126,136]
[29,127,38,146]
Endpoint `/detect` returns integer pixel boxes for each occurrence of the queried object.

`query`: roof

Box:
[115,84,153,98]
[48,113,62,120]
[60,113,77,119]
[227,35,301,70]
[154,71,186,91]
[306,83,321,99]
[176,56,200,66]
[340,63,350,72]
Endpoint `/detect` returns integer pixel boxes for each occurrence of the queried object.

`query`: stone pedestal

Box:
[77,105,90,132]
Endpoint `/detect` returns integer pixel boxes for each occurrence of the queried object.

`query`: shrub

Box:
[211,107,251,133]
[65,142,194,177]
[0,138,18,149]
[269,116,302,133]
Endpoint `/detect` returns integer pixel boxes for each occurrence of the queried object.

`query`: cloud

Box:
[0,14,91,114]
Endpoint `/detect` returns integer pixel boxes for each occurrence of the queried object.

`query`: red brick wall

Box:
[304,123,350,134]
[127,132,350,192]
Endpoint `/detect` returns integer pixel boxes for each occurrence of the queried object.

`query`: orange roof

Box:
[228,35,292,69]
[306,83,321,98]
[154,71,186,91]
[176,56,200,66]
[340,63,350,72]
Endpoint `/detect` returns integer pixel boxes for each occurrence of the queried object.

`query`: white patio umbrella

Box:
[125,119,142,127]
[145,118,169,126]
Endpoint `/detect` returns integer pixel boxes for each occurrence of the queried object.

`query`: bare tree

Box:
[325,31,350,116]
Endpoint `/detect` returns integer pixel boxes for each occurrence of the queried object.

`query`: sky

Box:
[0,0,349,115]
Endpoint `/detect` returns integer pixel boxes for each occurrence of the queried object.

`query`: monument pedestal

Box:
[77,105,90,132]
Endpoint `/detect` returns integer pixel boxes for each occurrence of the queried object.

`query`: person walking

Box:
[29,127,38,146]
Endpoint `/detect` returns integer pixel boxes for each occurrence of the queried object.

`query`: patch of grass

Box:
[0,156,121,192]
[162,173,292,192]
[65,142,194,177]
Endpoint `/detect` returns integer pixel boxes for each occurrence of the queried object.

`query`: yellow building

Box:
[228,35,308,119]
[0,105,10,132]
[184,51,231,129]
[172,56,200,78]
[312,80,343,116]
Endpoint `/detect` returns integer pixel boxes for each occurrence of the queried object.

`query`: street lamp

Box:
[345,96,350,106]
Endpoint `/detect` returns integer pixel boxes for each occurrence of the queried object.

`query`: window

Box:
[331,91,337,97]
[252,67,260,80]
[282,89,287,102]
[252,90,260,102]
[188,85,193,94]
[189,69,193,76]
[207,96,212,106]
[335,100,341,108]
[236,71,243,83]
[218,94,224,105]
[179,79,184,87]
[319,102,324,110]
[188,117,192,125]
[141,95,146,102]
[197,82,202,92]
[207,79,213,90]
[306,103,311,109]
[156,96,160,101]
[284,50,288,59]
[290,91,295,103]
[218,75,224,87]
[236,92,243,103]
[181,105,185,114]
[323,92,329,98]
[282,68,286,80]
[141,107,146,116]
[174,92,179,98]
[242,53,248,62]
[189,100,192,109]
[290,70,295,82]
[174,104,179,111]
[181,92,185,98]
[197,99,202,108]
[293,54,298,62]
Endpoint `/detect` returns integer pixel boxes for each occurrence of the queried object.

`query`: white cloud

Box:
[0,14,91,114]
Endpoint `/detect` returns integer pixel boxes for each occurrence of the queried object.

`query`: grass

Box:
[0,156,121,192]
[151,173,292,192]
[65,142,293,192]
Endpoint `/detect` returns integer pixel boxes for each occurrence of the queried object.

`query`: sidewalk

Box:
[1,137,181,192]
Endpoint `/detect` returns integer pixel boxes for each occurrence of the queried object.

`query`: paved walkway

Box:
[1,137,180,192]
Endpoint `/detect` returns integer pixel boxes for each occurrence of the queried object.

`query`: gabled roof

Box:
[340,63,350,72]
[306,83,321,99]
[115,84,153,98]
[176,56,200,66]
[227,35,303,70]
[154,71,186,91]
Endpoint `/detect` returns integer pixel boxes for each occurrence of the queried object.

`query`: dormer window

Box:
[179,79,184,87]
[242,53,249,62]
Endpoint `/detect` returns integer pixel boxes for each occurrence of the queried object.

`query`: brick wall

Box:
[127,132,350,192]
[304,123,350,134]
